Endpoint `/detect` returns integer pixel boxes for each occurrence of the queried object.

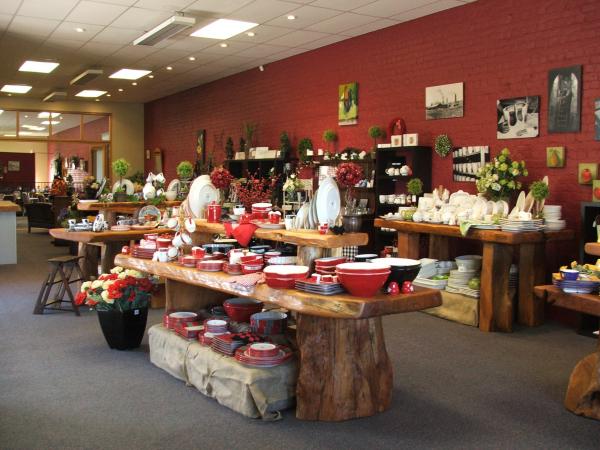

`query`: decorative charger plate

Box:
[188,175,218,218]
[112,179,134,195]
[138,205,161,222]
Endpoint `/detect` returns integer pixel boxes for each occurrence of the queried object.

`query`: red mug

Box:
[191,246,206,259]
[268,211,281,224]
[318,223,329,235]
[207,202,222,223]
[240,213,252,224]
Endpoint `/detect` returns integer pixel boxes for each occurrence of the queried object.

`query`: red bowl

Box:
[247,343,279,358]
[265,277,298,289]
[223,299,263,323]
[336,271,390,297]
[263,265,309,279]
[240,255,263,264]
[241,264,263,275]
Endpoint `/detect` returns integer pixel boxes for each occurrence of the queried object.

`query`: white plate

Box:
[295,203,308,229]
[138,205,161,222]
[167,179,180,192]
[188,175,218,218]
[112,179,134,195]
[316,178,340,226]
[515,191,526,211]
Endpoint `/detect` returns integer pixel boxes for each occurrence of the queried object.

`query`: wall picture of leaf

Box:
[338,82,358,126]
[578,163,597,185]
[546,147,565,168]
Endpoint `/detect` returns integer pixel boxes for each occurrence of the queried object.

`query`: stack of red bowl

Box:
[335,262,391,298]
[314,256,346,275]
[197,260,224,272]
[263,265,309,289]
[241,262,263,274]
[223,297,264,323]
[263,251,281,264]
[166,311,198,330]
[251,202,272,219]
[223,262,242,275]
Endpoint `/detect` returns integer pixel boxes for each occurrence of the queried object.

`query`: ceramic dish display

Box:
[223,298,263,323]
[234,344,293,368]
[202,243,234,254]
[112,178,134,195]
[335,262,391,297]
[167,179,180,192]
[188,175,219,218]
[250,311,288,336]
[138,205,161,222]
[316,176,341,225]
[263,265,309,278]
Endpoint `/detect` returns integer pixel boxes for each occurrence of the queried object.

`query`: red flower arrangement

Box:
[75,267,156,311]
[210,167,234,190]
[235,172,279,209]
[336,162,364,188]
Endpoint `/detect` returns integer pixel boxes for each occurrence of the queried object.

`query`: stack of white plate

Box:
[499,218,545,232]
[446,268,481,298]
[543,205,566,231]
[293,176,340,230]
[509,264,519,289]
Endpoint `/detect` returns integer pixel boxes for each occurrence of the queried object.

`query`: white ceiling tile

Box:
[8,16,60,38]
[311,0,377,10]
[17,0,79,21]
[236,43,289,58]
[265,29,330,47]
[0,14,13,30]
[49,21,105,42]
[297,33,347,49]
[65,1,129,26]
[226,0,299,24]
[229,24,293,44]
[200,40,255,55]
[307,12,380,33]
[265,5,342,29]
[110,7,172,30]
[206,54,255,68]
[135,47,190,65]
[92,26,143,44]
[353,0,432,17]
[164,36,216,51]
[43,38,85,51]
[186,0,254,15]
[339,18,399,36]
[108,44,159,63]
[265,46,308,61]
[95,0,138,5]
[134,0,196,11]
[391,0,464,21]
[78,41,125,56]
[0,0,21,15]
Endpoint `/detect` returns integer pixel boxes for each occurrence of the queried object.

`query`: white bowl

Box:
[263,265,309,276]
[165,191,177,201]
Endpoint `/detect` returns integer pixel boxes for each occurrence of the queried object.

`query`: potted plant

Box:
[225,137,234,160]
[407,177,424,205]
[111,158,131,202]
[434,134,453,158]
[176,160,194,181]
[280,131,292,160]
[298,138,313,165]
[368,126,384,152]
[529,179,549,218]
[336,162,364,232]
[323,129,337,156]
[476,148,528,201]
[75,267,157,350]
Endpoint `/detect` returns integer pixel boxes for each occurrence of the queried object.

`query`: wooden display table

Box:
[584,242,600,257]
[77,201,181,225]
[0,201,20,264]
[375,218,575,332]
[49,228,173,279]
[114,253,442,422]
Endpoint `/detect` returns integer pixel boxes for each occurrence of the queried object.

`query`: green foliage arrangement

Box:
[530,179,550,218]
[176,161,194,180]
[368,126,384,151]
[323,129,337,154]
[280,131,292,159]
[407,178,424,196]
[112,158,130,192]
[298,138,313,164]
[434,134,453,157]
[476,148,528,201]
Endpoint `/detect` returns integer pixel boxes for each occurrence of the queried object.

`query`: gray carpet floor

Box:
[1,219,598,449]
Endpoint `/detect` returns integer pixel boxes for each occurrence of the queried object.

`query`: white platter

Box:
[112,179,134,195]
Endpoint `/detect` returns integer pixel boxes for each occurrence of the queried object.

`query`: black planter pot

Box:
[97,307,148,350]
[342,214,363,233]
[113,192,129,202]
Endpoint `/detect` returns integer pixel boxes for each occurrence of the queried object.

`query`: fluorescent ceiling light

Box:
[75,90,106,98]
[19,60,59,73]
[191,19,257,40]
[41,120,60,125]
[21,125,46,131]
[4,133,16,137]
[109,68,151,80]
[1,84,32,94]
[19,131,46,136]
[134,15,196,46]
[0,110,3,114]
[38,112,61,119]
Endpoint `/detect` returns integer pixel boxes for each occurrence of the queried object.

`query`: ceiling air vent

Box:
[70,69,103,86]
[134,15,196,46]
[43,91,67,102]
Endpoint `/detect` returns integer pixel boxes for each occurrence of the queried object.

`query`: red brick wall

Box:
[145,0,600,231]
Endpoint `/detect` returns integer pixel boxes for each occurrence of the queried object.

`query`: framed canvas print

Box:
[593,180,600,202]
[403,133,419,146]
[425,82,464,120]
[595,98,600,140]
[578,163,597,185]
[7,161,20,171]
[548,65,582,133]
[390,135,402,147]
[497,96,539,139]
[546,147,565,168]
[338,82,358,126]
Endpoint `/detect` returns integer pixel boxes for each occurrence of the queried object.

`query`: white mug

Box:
[284,217,294,230]
[172,232,183,247]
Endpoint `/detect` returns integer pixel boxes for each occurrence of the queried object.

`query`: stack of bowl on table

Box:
[543,205,566,231]
[445,255,482,298]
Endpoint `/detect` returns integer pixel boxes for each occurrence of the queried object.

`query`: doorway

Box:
[91,144,109,181]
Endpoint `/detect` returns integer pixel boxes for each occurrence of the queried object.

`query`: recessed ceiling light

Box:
[75,27,85,33]
[247,31,255,37]
[190,18,257,40]
[0,110,3,114]
[219,43,228,48]
[166,66,173,70]
[118,88,124,92]
[148,75,154,78]
[21,124,46,131]
[37,112,61,119]
[131,82,137,86]
[19,60,59,73]
[41,120,60,125]
[1,84,32,94]
[188,56,196,61]
[24,115,29,118]
[287,15,296,20]
[75,90,106,98]
[106,94,111,97]
[109,68,151,80]
[95,99,100,102]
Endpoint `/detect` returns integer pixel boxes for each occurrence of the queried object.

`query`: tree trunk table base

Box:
[565,352,600,421]
[295,313,393,421]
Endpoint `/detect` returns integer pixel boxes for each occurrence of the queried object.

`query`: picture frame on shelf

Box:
[546,147,565,168]
[390,135,402,147]
[234,152,246,160]
[403,134,419,146]
[578,163,597,185]
[548,65,582,133]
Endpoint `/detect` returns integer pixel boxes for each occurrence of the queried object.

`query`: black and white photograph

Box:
[548,65,582,133]
[595,98,600,140]
[425,82,464,120]
[496,96,540,139]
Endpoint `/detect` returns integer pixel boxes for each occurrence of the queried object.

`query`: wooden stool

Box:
[33,255,85,316]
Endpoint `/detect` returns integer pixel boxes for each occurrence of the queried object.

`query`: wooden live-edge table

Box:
[49,227,174,279]
[584,242,600,257]
[0,201,20,264]
[374,218,575,332]
[115,254,441,422]
[77,201,181,225]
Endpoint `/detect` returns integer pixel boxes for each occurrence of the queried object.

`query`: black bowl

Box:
[369,258,421,290]
[354,253,378,263]
[202,243,234,254]
[249,245,271,254]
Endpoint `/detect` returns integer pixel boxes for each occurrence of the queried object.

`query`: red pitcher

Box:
[207,201,222,223]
